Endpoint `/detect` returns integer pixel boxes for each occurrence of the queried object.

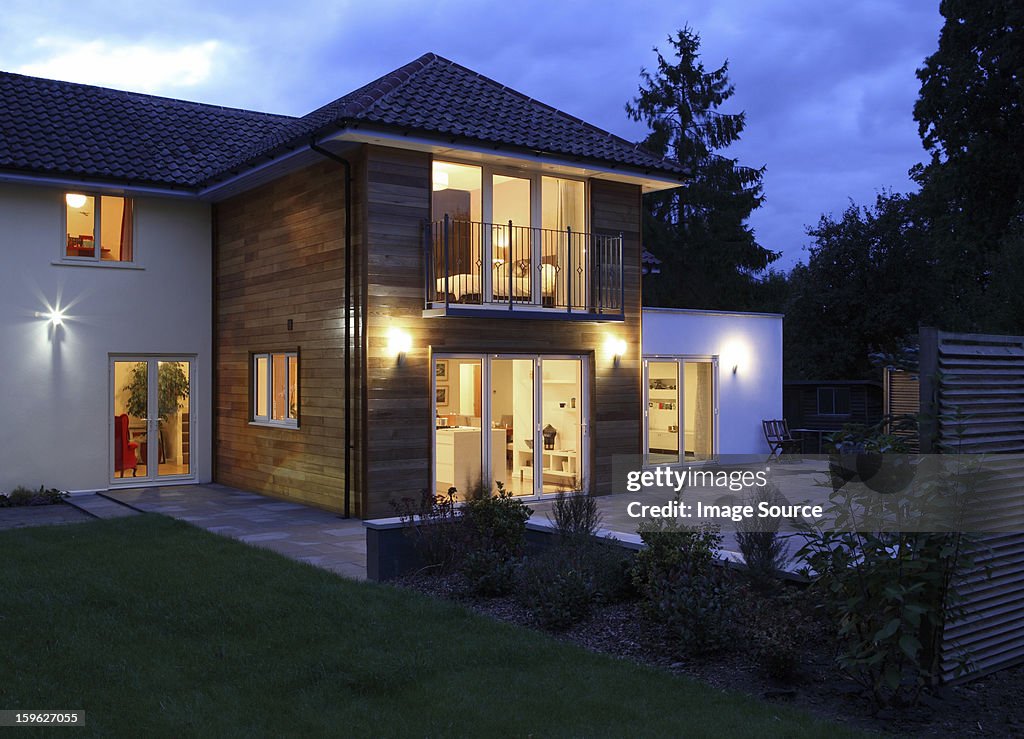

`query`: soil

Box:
[395,571,1024,737]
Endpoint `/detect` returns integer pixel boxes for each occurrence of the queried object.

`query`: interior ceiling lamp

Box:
[65,193,87,208]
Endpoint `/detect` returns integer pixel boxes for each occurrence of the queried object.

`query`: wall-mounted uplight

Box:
[605,337,627,366]
[65,193,88,209]
[387,327,412,365]
[36,308,65,327]
[721,339,750,376]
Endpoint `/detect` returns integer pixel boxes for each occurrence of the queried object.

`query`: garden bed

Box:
[396,569,1024,737]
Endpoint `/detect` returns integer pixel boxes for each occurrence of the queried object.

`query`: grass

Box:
[0,516,866,737]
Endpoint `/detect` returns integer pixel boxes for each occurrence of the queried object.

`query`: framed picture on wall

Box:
[436,385,448,406]
[435,360,448,380]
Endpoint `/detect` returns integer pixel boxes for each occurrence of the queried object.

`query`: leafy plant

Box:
[4,485,66,507]
[736,483,790,590]
[796,435,979,706]
[631,516,721,597]
[647,566,739,655]
[123,362,190,420]
[391,487,463,574]
[459,481,532,595]
[516,548,594,630]
[548,489,603,544]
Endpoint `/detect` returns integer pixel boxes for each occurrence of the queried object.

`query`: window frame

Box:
[61,191,135,264]
[816,386,851,416]
[251,351,300,428]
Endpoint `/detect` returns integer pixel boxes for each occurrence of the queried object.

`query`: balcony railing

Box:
[424,217,624,318]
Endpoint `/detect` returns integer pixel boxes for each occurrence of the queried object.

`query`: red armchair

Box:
[114,414,138,477]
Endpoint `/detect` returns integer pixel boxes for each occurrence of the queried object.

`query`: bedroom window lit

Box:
[64,193,134,262]
[253,352,299,427]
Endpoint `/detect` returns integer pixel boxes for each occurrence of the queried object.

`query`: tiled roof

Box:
[0,71,296,188]
[0,53,684,189]
[226,53,685,181]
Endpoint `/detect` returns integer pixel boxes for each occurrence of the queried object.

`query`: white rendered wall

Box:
[0,183,212,493]
[642,308,783,455]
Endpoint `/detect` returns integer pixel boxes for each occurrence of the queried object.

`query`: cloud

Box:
[16,38,224,92]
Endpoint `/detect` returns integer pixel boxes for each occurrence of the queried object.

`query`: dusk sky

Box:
[2,1,944,270]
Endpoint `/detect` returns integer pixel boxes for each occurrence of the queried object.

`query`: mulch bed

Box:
[395,571,1024,737]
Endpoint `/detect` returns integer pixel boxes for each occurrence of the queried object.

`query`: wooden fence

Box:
[919,327,1024,681]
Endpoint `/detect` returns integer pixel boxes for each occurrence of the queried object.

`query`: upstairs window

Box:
[817,387,851,416]
[253,352,299,428]
[65,193,134,262]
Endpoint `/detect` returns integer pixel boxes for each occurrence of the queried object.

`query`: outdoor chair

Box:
[762,419,801,457]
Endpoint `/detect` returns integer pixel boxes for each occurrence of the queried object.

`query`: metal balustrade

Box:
[424,216,624,317]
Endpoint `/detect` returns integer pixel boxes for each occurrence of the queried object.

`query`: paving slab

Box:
[103,484,367,579]
[0,503,92,530]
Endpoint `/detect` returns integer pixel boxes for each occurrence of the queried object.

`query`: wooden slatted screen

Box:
[919,328,1024,682]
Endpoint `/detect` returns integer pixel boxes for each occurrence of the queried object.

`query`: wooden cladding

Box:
[213,143,646,520]
[918,328,1024,682]
[360,146,643,518]
[214,160,351,513]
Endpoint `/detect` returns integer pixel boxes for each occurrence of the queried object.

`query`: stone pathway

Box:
[0,503,92,530]
[103,484,366,580]
[65,493,141,520]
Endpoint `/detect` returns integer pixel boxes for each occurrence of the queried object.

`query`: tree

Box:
[627,26,777,310]
[912,0,1024,331]
[784,192,936,380]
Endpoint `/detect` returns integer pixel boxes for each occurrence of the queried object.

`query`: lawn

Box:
[0,516,865,737]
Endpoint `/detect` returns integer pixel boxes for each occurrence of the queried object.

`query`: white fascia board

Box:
[327,127,686,193]
[643,307,785,319]
[0,171,196,199]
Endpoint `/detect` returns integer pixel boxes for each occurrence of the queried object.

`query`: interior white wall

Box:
[0,183,212,493]
[642,308,783,455]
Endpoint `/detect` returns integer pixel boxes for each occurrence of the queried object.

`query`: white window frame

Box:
[252,352,299,428]
[62,192,135,264]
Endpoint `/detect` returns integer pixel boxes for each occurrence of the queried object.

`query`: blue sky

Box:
[1,1,943,270]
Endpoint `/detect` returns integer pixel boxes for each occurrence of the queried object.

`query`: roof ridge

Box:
[0,69,298,122]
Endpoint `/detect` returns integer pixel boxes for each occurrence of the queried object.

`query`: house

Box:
[0,52,779,519]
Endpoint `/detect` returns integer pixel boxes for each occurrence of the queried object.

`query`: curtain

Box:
[120,198,134,262]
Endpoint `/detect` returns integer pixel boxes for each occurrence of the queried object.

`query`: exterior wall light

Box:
[387,327,412,364]
[721,339,750,377]
[36,308,65,326]
[605,337,627,366]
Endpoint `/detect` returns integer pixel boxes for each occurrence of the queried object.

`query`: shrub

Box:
[548,490,602,543]
[648,566,739,655]
[391,487,463,573]
[631,518,722,597]
[517,548,594,630]
[4,486,66,507]
[736,484,790,589]
[459,482,532,595]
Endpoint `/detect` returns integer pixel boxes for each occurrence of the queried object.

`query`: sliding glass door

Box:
[644,357,717,464]
[434,354,587,498]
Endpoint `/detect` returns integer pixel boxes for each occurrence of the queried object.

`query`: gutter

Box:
[309,142,354,519]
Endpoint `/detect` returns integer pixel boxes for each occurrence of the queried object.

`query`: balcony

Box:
[424,217,624,320]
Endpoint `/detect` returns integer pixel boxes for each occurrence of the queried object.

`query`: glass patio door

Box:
[111,357,194,483]
[644,357,717,465]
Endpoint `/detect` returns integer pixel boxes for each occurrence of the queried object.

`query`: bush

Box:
[517,548,594,630]
[736,484,790,589]
[648,566,739,655]
[548,490,602,543]
[2,486,66,507]
[631,518,721,598]
[459,482,532,595]
[391,487,463,573]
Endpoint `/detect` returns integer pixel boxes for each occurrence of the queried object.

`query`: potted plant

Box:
[123,362,190,460]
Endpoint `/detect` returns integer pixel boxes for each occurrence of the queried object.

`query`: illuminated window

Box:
[64,193,134,262]
[253,352,299,427]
